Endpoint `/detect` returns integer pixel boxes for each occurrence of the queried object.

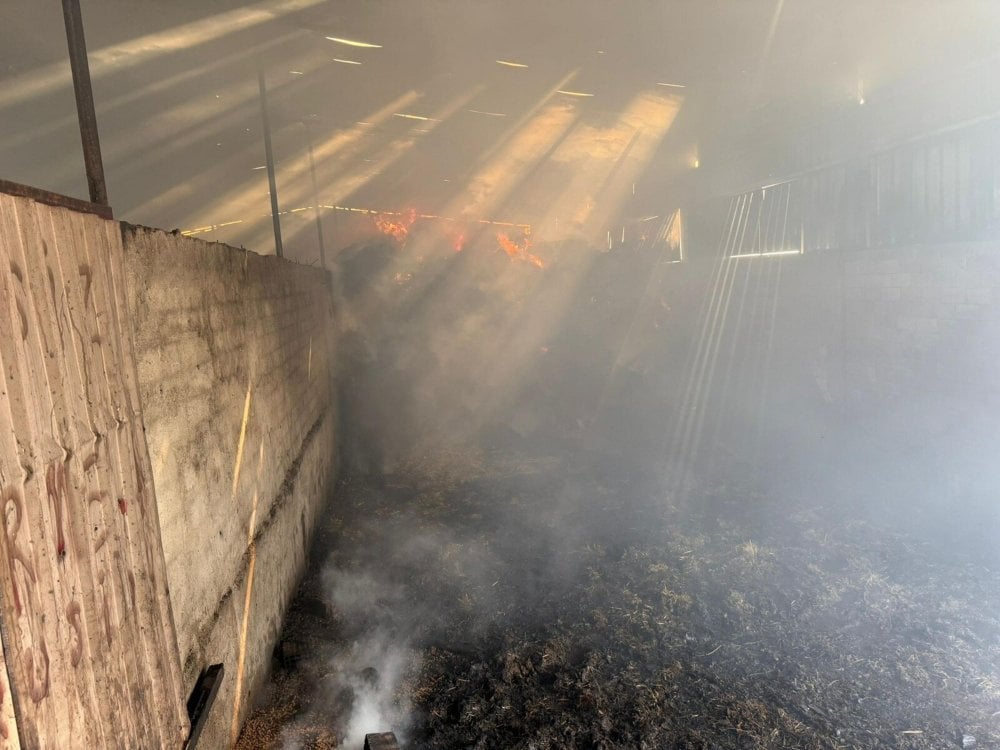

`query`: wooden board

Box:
[0,193,188,748]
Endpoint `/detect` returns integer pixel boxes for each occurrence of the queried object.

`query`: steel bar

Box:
[302,122,327,269]
[61,0,109,208]
[258,67,284,257]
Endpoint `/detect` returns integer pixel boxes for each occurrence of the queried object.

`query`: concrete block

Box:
[939,287,968,306]
[966,288,993,305]
[896,316,939,336]
[887,273,912,287]
[953,303,982,319]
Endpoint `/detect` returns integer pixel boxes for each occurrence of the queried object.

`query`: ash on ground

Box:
[239,441,1000,749]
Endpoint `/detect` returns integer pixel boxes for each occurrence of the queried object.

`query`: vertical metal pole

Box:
[677,209,684,262]
[303,122,327,270]
[61,0,108,207]
[258,67,283,257]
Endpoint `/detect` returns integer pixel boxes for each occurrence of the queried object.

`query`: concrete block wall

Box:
[659,240,1000,416]
[644,240,1000,489]
[841,243,1000,404]
[121,225,337,748]
[648,251,846,451]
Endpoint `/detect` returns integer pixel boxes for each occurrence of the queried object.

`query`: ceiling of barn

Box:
[2,0,998,249]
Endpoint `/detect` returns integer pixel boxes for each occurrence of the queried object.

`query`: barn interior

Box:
[2,2,1000,748]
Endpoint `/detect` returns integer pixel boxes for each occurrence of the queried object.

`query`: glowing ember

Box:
[497,232,545,268]
[452,232,466,252]
[374,208,417,242]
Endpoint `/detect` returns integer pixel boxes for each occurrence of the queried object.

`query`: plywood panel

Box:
[0,193,188,748]
[0,638,21,749]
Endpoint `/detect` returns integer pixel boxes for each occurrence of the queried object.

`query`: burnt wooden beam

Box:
[364,731,401,750]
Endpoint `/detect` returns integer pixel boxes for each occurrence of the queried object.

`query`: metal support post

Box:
[258,67,284,257]
[302,122,327,269]
[61,0,109,207]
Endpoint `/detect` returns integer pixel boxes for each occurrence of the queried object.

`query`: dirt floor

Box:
[238,442,1000,749]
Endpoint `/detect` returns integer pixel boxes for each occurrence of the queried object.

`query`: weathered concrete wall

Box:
[0,193,188,748]
[122,226,337,748]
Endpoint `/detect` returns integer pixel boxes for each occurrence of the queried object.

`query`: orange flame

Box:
[497,232,545,269]
[451,232,466,252]
[497,231,521,259]
[374,208,417,242]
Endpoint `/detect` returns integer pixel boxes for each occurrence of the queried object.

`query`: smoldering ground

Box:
[237,71,1000,745]
[243,428,1000,749]
[248,446,636,748]
[238,222,1000,749]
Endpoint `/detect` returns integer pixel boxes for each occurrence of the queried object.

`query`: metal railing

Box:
[722,115,1000,256]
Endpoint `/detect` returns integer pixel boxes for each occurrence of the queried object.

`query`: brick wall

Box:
[121,225,337,748]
